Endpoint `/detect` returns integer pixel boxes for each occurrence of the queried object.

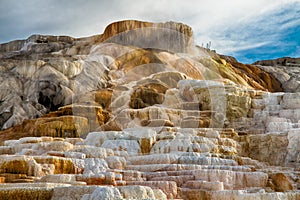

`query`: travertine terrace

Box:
[0,20,299,199]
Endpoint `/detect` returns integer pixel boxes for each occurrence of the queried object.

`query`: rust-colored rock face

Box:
[221,56,283,92]
[0,20,299,199]
[101,20,193,40]
[100,20,194,53]
[100,20,154,42]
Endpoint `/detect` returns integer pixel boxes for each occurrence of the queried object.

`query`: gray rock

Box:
[88,187,122,200]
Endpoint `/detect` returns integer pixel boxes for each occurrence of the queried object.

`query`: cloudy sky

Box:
[0,0,299,63]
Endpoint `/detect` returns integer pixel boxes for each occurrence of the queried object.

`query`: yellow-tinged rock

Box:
[151,71,188,88]
[33,156,75,174]
[269,173,294,192]
[0,155,38,176]
[33,116,89,138]
[0,188,53,200]
[58,104,110,132]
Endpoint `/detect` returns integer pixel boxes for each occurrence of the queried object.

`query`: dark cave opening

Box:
[38,92,62,112]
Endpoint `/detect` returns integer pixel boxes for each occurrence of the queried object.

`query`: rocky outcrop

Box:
[231,92,300,168]
[0,20,299,199]
[0,126,299,199]
[0,20,284,131]
[253,57,300,92]
[100,20,194,53]
[221,55,283,92]
[253,57,300,67]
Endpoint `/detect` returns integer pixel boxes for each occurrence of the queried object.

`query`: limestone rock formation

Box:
[0,20,299,199]
[100,20,194,53]
[253,57,300,92]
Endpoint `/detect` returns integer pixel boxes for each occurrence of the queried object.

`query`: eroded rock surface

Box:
[0,20,299,199]
[253,57,300,92]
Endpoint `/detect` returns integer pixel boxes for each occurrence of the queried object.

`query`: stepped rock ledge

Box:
[0,20,299,199]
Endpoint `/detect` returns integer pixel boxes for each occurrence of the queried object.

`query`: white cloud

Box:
[203,0,300,56]
[216,41,271,53]
[0,0,299,62]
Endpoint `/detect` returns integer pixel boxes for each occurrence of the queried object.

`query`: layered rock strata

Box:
[0,20,299,199]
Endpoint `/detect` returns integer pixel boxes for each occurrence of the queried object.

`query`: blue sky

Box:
[0,0,299,63]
